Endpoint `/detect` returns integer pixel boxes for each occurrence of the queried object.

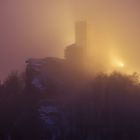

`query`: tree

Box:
[3,71,24,95]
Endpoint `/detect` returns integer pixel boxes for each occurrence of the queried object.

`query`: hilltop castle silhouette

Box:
[26,21,88,90]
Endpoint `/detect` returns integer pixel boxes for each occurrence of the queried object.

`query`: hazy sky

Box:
[1,0,140,79]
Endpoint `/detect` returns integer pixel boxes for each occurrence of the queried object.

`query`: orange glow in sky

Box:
[1,0,140,79]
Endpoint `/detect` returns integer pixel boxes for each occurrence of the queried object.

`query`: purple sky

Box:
[1,0,140,79]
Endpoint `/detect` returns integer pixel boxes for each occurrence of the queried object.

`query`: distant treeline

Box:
[0,71,140,140]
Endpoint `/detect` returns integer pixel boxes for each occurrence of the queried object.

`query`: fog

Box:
[1,0,140,79]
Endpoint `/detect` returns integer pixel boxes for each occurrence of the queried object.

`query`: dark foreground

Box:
[0,72,140,140]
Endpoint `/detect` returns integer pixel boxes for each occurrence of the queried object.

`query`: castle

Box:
[26,21,88,90]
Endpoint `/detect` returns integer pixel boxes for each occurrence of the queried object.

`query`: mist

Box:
[1,0,140,79]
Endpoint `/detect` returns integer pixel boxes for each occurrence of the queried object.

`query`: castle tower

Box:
[75,21,87,48]
[65,21,88,71]
[65,21,87,62]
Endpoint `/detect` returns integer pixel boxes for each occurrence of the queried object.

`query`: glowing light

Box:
[110,55,125,71]
[118,62,125,68]
[112,60,125,69]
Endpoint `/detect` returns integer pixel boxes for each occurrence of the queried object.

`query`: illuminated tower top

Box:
[75,21,87,48]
